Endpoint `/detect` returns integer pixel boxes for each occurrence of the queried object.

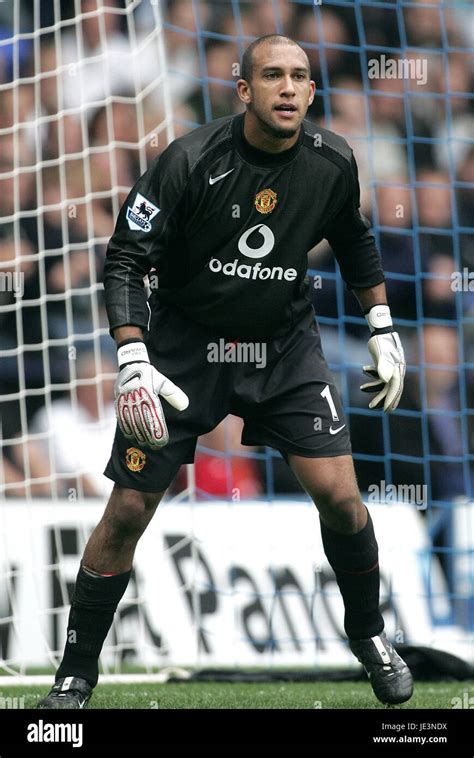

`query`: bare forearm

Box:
[113,326,144,345]
[353,282,388,313]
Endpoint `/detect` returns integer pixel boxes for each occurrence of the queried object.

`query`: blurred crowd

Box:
[0,0,472,510]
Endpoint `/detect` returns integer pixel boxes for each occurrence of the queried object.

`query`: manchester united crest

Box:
[126,447,146,472]
[255,188,277,215]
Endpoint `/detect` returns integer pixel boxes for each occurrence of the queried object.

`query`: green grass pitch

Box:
[2,681,473,709]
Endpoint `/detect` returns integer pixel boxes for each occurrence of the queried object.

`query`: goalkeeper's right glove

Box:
[114,339,189,449]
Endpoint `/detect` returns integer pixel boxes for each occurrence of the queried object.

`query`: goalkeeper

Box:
[39,34,412,709]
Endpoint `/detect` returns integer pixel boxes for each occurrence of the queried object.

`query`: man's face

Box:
[239,43,315,138]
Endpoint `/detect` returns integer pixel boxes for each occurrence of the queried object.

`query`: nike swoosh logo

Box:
[329,424,346,435]
[209,169,235,185]
[122,372,141,386]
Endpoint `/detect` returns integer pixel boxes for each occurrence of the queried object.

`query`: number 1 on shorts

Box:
[320,384,339,422]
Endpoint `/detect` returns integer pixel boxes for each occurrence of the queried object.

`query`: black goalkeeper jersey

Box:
[104,113,384,340]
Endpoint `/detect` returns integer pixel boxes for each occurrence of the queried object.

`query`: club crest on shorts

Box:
[255,188,277,215]
[126,192,160,232]
[126,447,147,472]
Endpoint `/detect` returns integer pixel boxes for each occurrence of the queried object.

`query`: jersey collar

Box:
[232,113,304,167]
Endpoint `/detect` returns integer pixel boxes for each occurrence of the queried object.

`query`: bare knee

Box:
[102,486,164,542]
[296,465,366,532]
[288,455,366,534]
[317,493,366,534]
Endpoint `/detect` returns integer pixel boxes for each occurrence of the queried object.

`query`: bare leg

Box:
[82,484,166,573]
[288,453,366,534]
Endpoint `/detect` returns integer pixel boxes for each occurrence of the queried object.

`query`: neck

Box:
[243,111,301,153]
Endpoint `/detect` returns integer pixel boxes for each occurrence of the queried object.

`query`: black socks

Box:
[320,508,384,640]
[56,565,131,688]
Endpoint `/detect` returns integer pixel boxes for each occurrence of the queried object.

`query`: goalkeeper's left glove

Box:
[360,304,406,413]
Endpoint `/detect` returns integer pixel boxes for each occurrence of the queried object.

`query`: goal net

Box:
[0,0,472,681]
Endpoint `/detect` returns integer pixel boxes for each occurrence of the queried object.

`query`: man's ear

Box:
[236,79,252,106]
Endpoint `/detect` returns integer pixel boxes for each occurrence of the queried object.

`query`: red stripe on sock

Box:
[339,560,379,576]
[82,566,119,578]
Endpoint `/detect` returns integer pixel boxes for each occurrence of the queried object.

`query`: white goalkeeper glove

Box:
[114,340,189,448]
[360,305,406,413]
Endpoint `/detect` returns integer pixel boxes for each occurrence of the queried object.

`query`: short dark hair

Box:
[241,34,308,82]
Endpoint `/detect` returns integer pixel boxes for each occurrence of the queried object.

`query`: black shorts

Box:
[104,306,352,492]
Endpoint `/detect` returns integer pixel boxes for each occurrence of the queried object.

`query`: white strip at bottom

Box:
[0,669,192,686]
